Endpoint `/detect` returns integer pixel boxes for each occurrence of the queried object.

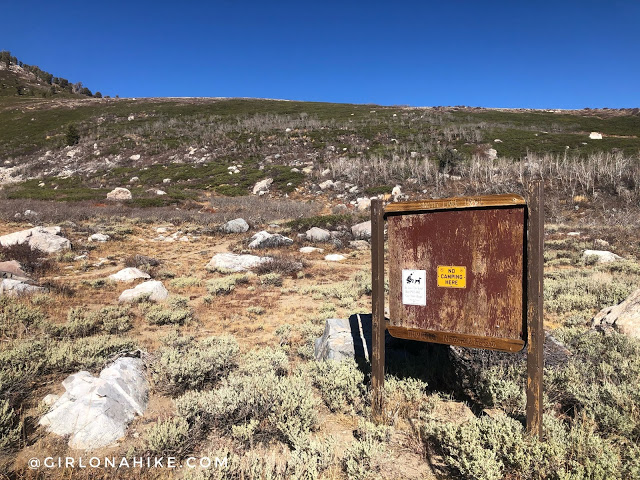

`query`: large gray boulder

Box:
[252,178,273,195]
[315,318,365,362]
[39,357,148,450]
[306,227,331,242]
[0,279,45,296]
[118,280,168,303]
[206,252,270,272]
[106,187,132,201]
[0,226,71,253]
[221,218,249,234]
[583,249,622,264]
[0,260,29,280]
[248,231,293,249]
[592,287,640,338]
[108,268,150,282]
[351,221,372,240]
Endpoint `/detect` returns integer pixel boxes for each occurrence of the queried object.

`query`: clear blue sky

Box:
[2,0,639,108]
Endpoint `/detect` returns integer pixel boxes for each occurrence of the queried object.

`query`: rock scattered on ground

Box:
[39,357,148,450]
[0,226,71,253]
[221,218,249,234]
[592,287,640,338]
[351,220,372,240]
[108,268,151,282]
[0,260,29,280]
[252,178,273,195]
[89,233,110,242]
[299,246,324,254]
[582,249,622,263]
[118,280,168,303]
[106,187,132,201]
[349,240,370,250]
[315,318,369,362]
[248,231,293,249]
[355,197,371,211]
[325,254,346,262]
[206,253,270,272]
[305,227,331,242]
[0,279,45,296]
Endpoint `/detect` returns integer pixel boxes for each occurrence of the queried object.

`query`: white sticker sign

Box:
[402,269,426,306]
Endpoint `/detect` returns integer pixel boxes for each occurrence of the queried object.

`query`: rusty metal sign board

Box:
[370,187,544,438]
[385,194,527,353]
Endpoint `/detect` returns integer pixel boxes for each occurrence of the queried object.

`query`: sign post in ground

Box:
[371,183,544,437]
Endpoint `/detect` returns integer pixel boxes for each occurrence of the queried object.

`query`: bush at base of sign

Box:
[424,414,631,480]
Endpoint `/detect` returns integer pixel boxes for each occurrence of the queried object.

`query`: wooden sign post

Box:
[370,181,544,437]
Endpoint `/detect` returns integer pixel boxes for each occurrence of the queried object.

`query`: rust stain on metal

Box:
[387,205,525,350]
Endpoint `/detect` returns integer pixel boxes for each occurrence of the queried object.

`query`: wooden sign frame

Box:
[371,181,544,437]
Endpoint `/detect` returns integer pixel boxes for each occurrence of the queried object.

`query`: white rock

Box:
[486,148,498,160]
[494,139,503,143]
[42,394,60,407]
[118,280,168,303]
[589,132,603,140]
[129,154,141,161]
[299,247,324,254]
[206,253,270,272]
[156,190,166,195]
[89,233,110,242]
[163,178,171,184]
[319,180,334,190]
[106,187,132,201]
[248,231,293,249]
[252,178,273,195]
[314,318,369,362]
[108,268,150,282]
[567,232,581,236]
[0,260,29,280]
[583,250,622,264]
[351,221,372,240]
[0,279,45,296]
[325,254,346,262]
[221,218,249,234]
[305,227,331,242]
[592,287,640,338]
[129,176,139,183]
[0,226,70,253]
[127,114,135,121]
[39,357,148,450]
[156,227,169,233]
[391,185,402,199]
[350,240,370,250]
[356,197,371,211]
[321,168,331,177]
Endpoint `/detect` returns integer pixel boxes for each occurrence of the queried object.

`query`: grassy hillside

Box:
[2,64,640,479]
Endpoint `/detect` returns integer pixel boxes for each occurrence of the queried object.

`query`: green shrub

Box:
[0,399,22,451]
[305,359,365,413]
[145,301,193,326]
[425,414,626,480]
[547,330,640,440]
[145,416,191,457]
[342,436,383,480]
[259,272,283,287]
[169,276,202,289]
[176,371,319,447]
[152,336,239,394]
[237,347,289,377]
[206,274,249,295]
[383,376,432,423]
[0,296,45,338]
[544,269,634,314]
[45,306,132,337]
